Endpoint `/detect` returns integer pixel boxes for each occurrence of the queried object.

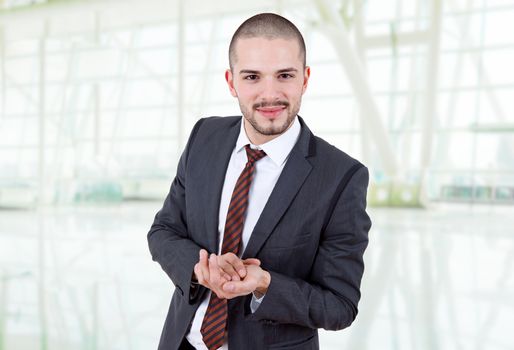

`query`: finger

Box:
[223,252,247,279]
[198,251,210,283]
[221,271,232,281]
[199,249,209,262]
[243,258,261,266]
[214,256,232,283]
[209,254,227,298]
[209,254,223,288]
[194,263,207,287]
[223,264,263,296]
[193,263,201,283]
[217,255,240,281]
[222,280,251,296]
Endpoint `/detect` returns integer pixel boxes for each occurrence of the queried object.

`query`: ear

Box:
[302,66,311,94]
[225,69,238,97]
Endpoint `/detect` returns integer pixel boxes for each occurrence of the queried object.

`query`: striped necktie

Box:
[200,144,267,350]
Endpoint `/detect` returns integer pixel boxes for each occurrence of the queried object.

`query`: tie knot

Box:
[245,145,266,164]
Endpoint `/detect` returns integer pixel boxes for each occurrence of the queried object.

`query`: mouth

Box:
[255,106,287,119]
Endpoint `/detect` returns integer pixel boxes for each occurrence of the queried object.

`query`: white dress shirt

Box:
[186,116,301,349]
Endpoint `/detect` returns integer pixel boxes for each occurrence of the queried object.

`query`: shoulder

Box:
[309,134,365,175]
[195,116,241,131]
[187,116,241,143]
[306,135,369,205]
[297,117,364,174]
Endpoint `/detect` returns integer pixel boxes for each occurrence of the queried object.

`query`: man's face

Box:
[226,37,310,145]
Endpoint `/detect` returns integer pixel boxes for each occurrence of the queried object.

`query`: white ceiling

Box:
[0,0,313,41]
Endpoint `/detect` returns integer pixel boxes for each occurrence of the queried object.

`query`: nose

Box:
[260,76,281,101]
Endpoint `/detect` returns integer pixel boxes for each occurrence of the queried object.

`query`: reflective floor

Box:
[0,202,513,350]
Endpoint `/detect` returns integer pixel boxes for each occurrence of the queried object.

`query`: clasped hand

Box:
[193,249,270,299]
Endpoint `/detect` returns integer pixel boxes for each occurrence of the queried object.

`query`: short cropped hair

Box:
[229,13,306,70]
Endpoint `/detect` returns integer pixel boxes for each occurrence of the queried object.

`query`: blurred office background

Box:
[0,0,513,349]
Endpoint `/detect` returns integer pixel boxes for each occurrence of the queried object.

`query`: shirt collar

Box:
[234,116,301,167]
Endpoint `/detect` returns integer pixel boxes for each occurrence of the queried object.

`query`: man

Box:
[148,13,371,350]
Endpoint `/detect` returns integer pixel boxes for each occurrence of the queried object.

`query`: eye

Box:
[244,74,259,81]
[279,73,294,79]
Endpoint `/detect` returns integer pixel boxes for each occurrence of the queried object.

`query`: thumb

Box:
[243,258,261,266]
[223,282,237,293]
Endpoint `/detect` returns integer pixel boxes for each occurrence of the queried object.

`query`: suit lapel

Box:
[203,118,241,253]
[243,117,314,259]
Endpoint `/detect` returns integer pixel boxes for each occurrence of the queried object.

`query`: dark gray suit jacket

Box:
[148,116,371,349]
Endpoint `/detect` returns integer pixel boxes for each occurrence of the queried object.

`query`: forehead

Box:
[232,37,303,70]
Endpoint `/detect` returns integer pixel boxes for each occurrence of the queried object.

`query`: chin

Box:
[258,120,291,136]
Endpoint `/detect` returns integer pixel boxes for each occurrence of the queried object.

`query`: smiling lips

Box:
[256,105,286,119]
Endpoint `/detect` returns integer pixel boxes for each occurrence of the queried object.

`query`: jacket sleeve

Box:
[147,118,206,303]
[245,166,371,330]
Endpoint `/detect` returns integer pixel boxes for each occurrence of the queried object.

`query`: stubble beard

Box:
[240,99,301,137]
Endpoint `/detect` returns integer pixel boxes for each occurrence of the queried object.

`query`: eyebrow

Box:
[277,68,298,74]
[239,67,299,75]
[239,69,260,75]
